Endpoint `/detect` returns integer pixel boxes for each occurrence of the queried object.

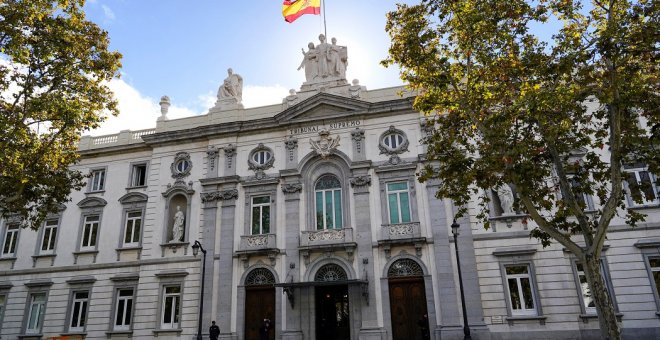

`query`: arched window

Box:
[315,264,348,282]
[314,175,343,230]
[245,268,276,286]
[387,259,424,277]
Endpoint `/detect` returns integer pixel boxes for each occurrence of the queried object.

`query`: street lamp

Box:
[192,240,207,340]
[451,220,472,340]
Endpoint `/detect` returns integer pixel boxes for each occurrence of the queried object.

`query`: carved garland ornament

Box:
[349,175,371,187]
[201,189,239,203]
[281,183,303,194]
[308,229,345,242]
[246,235,269,247]
[388,223,415,236]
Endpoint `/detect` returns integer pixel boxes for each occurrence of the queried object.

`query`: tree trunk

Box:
[582,255,621,340]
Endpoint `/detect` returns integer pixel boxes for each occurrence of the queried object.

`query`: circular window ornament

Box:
[248,144,275,179]
[379,126,409,164]
[170,152,192,179]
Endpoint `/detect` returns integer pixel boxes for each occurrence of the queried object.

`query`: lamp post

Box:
[451,220,472,340]
[192,240,207,340]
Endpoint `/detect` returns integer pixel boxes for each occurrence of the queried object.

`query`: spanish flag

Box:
[282,0,321,23]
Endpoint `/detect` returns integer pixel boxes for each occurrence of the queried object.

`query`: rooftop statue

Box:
[218,68,243,103]
[299,35,347,84]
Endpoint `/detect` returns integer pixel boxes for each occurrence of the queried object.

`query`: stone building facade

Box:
[0,38,659,340]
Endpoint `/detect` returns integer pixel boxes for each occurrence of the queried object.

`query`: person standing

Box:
[209,320,220,340]
[259,318,271,340]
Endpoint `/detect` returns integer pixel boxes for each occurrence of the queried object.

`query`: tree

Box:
[0,0,121,229]
[383,0,658,339]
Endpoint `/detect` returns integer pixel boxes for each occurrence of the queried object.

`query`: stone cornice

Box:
[141,97,413,147]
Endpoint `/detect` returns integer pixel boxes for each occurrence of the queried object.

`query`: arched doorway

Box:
[244,268,275,340]
[388,258,429,340]
[315,263,350,340]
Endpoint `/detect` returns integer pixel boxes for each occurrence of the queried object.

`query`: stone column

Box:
[281,177,303,340]
[426,179,487,339]
[350,165,386,339]
[214,187,239,340]
[199,192,219,333]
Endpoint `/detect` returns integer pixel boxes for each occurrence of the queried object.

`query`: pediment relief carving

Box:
[118,192,149,205]
[275,93,370,123]
[77,197,108,209]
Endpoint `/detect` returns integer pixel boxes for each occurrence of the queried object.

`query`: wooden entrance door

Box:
[244,286,275,340]
[389,277,428,340]
[315,284,350,340]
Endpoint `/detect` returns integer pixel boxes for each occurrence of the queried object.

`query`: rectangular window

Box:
[123,211,142,246]
[81,215,100,250]
[387,182,412,224]
[625,168,659,206]
[575,262,597,314]
[315,189,342,230]
[161,285,181,329]
[90,169,106,192]
[69,291,89,332]
[648,257,660,303]
[114,288,134,330]
[26,293,46,334]
[2,224,19,256]
[0,294,5,329]
[251,196,271,235]
[40,219,58,253]
[130,164,147,187]
[505,265,537,316]
[569,177,594,210]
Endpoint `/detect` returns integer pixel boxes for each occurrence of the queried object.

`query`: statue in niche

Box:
[171,205,185,242]
[218,68,243,103]
[496,184,515,215]
[298,42,318,82]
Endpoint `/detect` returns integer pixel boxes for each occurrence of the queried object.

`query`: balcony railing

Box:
[239,234,277,251]
[300,228,354,247]
[381,222,421,241]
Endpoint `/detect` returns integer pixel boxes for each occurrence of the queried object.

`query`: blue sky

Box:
[83,0,415,135]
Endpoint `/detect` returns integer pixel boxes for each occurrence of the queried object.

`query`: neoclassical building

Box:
[1,38,659,340]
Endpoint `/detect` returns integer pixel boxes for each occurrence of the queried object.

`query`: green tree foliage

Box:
[384,0,658,338]
[0,0,121,229]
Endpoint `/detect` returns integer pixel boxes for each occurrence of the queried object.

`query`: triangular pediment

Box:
[275,92,371,123]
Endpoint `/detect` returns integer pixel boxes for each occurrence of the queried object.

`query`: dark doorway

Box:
[244,286,275,340]
[389,277,428,340]
[315,284,350,340]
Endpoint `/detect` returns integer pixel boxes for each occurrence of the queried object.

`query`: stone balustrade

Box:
[78,128,156,151]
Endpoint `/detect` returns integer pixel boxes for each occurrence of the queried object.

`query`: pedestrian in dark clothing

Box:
[209,320,220,340]
[418,314,430,340]
[259,318,271,340]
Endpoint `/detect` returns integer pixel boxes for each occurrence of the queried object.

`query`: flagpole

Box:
[322,0,327,37]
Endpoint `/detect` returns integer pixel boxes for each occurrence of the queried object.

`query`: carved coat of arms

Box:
[310,129,340,158]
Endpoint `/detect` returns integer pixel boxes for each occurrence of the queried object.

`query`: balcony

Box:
[235,234,279,267]
[299,228,357,264]
[378,222,426,259]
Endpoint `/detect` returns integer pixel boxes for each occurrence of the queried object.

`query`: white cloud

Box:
[242,85,289,108]
[87,81,292,137]
[101,4,115,21]
[87,78,197,136]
